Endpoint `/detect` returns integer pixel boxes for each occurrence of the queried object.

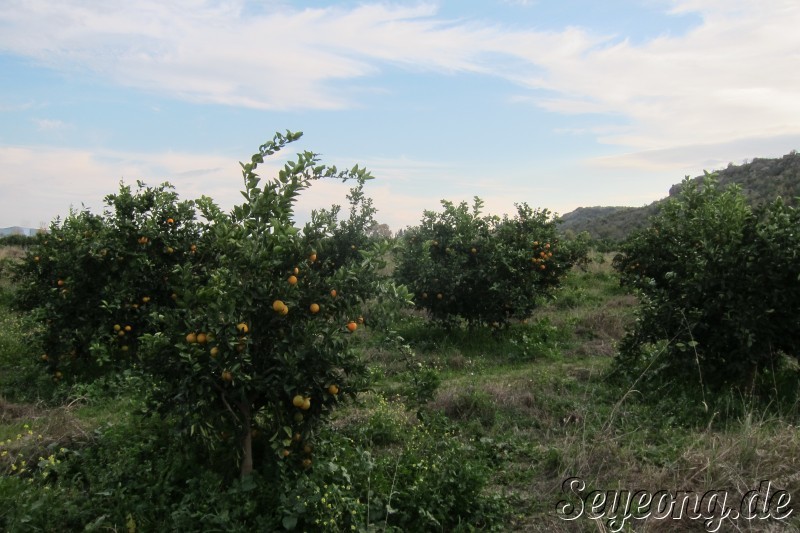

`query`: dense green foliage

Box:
[395,198,587,327]
[613,176,800,410]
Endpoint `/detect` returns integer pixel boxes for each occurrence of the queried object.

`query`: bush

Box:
[612,175,800,411]
[11,132,404,480]
[395,198,586,327]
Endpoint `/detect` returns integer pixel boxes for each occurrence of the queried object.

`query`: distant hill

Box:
[0,226,40,237]
[559,151,800,241]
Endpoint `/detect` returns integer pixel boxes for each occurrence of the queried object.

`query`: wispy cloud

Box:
[1,0,798,174]
[33,118,68,131]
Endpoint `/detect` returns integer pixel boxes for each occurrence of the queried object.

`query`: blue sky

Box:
[2,0,799,231]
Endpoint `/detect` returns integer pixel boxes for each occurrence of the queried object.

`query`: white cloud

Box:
[33,119,68,131]
[1,0,799,187]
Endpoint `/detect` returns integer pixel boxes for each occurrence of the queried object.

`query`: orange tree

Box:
[136,131,394,478]
[13,182,199,382]
[613,176,800,407]
[395,198,585,327]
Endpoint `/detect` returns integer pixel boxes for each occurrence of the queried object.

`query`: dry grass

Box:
[0,246,26,262]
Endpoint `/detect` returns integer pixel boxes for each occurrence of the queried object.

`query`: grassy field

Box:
[2,249,799,531]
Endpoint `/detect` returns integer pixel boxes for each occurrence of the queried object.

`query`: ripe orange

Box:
[113,324,122,332]
[190,244,197,252]
[57,279,65,287]
[282,449,291,458]
[471,248,477,254]
[142,296,151,303]
[237,322,249,333]
[292,395,305,408]
[301,398,311,411]
[545,243,550,249]
[347,321,358,333]
[167,218,174,224]
[288,275,298,285]
[124,325,132,332]
[54,371,63,379]
[280,305,289,316]
[34,256,40,263]
[293,267,300,275]
[186,332,198,344]
[309,252,317,262]
[327,384,339,395]
[309,303,320,314]
[196,333,208,344]
[210,347,219,358]
[41,354,49,361]
[272,300,285,312]
[118,330,125,337]
[221,370,233,382]
[165,246,174,254]
[540,264,546,270]
[330,289,337,298]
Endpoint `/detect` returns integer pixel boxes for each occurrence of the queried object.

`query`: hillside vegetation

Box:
[559,150,800,241]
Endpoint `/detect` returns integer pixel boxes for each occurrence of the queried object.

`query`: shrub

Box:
[613,175,800,409]
[395,198,586,327]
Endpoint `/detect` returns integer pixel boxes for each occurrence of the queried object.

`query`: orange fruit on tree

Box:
[196,333,208,344]
[327,384,339,395]
[210,346,219,358]
[309,303,320,314]
[330,289,337,298]
[301,398,311,411]
[186,332,198,344]
[272,300,285,312]
[167,218,174,224]
[57,279,65,287]
[280,305,289,316]
[293,267,300,275]
[346,321,358,333]
[309,252,317,262]
[437,293,443,300]
[113,324,122,332]
[302,458,312,469]
[237,322,249,334]
[292,395,305,408]
[288,275,298,285]
[221,370,233,382]
[124,325,132,332]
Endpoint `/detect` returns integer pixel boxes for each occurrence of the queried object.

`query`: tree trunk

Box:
[239,402,253,479]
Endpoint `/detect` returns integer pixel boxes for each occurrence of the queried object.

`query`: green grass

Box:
[2,248,800,531]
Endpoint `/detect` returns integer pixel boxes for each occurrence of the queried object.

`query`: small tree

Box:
[613,175,800,406]
[14,182,199,381]
[395,198,584,327]
[138,132,389,478]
